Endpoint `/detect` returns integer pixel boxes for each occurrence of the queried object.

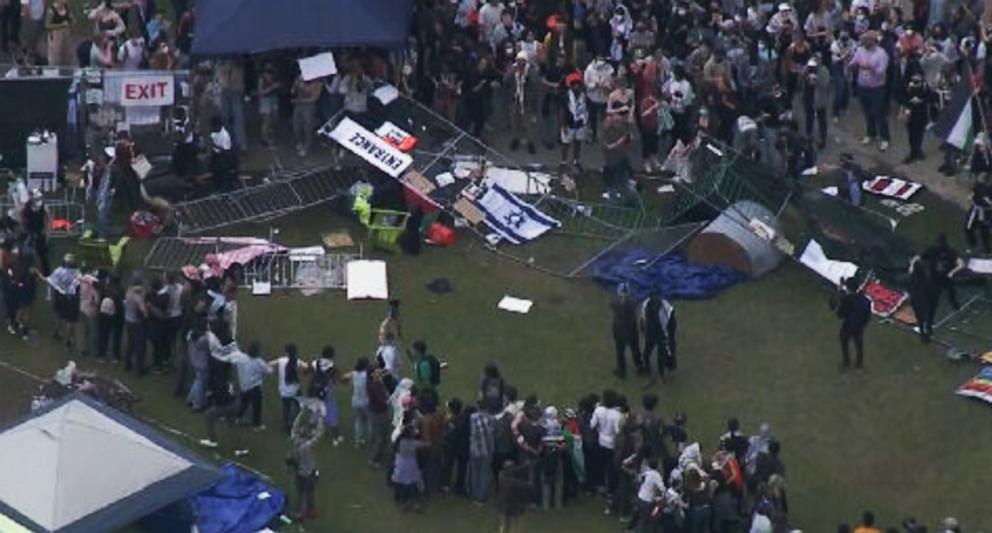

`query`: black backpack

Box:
[308,362,334,399]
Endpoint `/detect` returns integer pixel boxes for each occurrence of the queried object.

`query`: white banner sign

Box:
[329,117,413,177]
[119,75,174,107]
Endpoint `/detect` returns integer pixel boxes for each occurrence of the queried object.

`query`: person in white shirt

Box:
[636,459,666,522]
[589,391,622,493]
[208,116,236,191]
[765,3,798,36]
[268,344,307,434]
[376,331,401,376]
[117,34,145,70]
[477,0,503,43]
[584,55,615,139]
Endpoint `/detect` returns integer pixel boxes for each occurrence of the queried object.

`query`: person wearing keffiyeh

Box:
[560,73,589,171]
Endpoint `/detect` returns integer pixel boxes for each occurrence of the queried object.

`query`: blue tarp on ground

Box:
[590,249,745,300]
[190,464,286,533]
[192,0,413,55]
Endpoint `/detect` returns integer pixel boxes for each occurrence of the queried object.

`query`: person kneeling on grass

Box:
[289,393,324,522]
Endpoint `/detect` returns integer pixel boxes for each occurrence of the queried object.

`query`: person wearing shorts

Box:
[560,73,588,171]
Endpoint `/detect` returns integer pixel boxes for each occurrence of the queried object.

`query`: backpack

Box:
[425,354,441,387]
[308,361,333,400]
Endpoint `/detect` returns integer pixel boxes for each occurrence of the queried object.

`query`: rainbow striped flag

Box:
[957,367,992,404]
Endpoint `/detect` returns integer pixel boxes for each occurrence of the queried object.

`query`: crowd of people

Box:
[2,0,991,530]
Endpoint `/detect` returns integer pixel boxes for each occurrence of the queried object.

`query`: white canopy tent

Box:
[0,393,221,533]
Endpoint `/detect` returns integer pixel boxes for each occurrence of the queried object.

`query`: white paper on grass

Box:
[498,295,533,314]
[821,186,839,196]
[799,239,859,286]
[347,260,389,300]
[298,52,337,81]
[968,258,992,274]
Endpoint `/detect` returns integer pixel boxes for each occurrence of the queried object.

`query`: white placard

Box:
[298,52,337,82]
[498,295,533,314]
[328,117,413,178]
[119,75,174,106]
[372,84,399,105]
[346,260,389,300]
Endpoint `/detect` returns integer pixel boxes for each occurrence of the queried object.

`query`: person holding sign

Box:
[292,73,323,157]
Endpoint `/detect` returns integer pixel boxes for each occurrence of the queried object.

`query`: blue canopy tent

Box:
[192,0,414,55]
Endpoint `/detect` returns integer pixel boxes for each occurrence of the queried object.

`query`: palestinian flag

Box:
[934,76,978,150]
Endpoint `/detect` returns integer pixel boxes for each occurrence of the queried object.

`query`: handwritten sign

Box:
[120,75,174,107]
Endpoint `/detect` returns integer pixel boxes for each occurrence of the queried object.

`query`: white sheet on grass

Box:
[346,260,388,300]
[799,239,859,286]
[498,295,533,314]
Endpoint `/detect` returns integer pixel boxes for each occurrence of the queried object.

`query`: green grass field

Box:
[1,185,991,533]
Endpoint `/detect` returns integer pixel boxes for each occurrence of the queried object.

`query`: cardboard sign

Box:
[298,52,337,82]
[328,117,412,178]
[120,75,174,106]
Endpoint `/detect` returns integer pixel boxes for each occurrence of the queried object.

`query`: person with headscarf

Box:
[390,377,416,442]
[608,3,632,62]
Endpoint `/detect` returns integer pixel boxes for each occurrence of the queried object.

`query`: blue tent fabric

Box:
[192,0,413,55]
[190,463,286,533]
[590,249,745,300]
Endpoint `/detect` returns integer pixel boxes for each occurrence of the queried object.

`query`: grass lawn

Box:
[1,182,991,533]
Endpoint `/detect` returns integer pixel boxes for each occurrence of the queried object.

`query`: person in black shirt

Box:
[20,190,50,275]
[639,288,676,380]
[611,283,643,378]
[907,258,936,343]
[902,73,930,164]
[832,277,871,370]
[912,233,966,313]
[965,173,992,254]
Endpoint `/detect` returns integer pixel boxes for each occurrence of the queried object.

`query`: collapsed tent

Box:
[686,201,784,278]
[192,0,413,55]
[590,249,745,300]
[0,393,221,533]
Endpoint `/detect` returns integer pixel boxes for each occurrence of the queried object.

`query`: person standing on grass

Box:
[498,460,532,533]
[185,319,210,411]
[124,273,148,376]
[270,344,305,434]
[309,346,344,447]
[146,277,170,373]
[912,234,966,314]
[908,258,936,343]
[199,324,246,455]
[43,253,81,354]
[378,299,402,343]
[393,424,427,513]
[442,397,470,495]
[376,331,402,377]
[223,341,270,432]
[344,356,372,447]
[832,277,872,371]
[289,393,324,523]
[611,283,643,379]
[639,288,674,380]
[469,399,497,504]
[367,368,391,468]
